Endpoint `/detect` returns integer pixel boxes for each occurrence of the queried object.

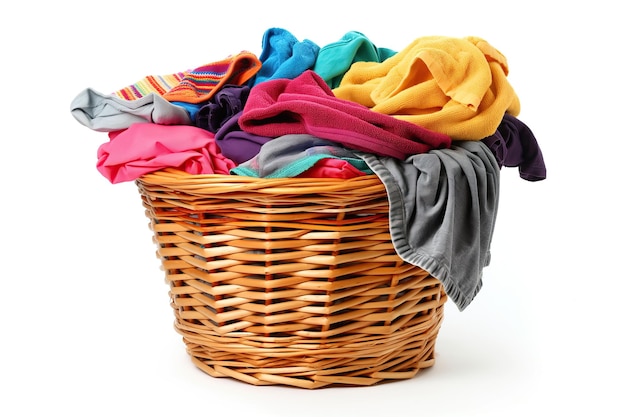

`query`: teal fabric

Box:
[313,31,396,88]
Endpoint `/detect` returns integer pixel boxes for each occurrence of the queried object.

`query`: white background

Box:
[1,1,624,416]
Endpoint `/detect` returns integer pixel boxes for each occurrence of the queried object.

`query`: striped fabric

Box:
[162,51,261,104]
[114,72,187,100]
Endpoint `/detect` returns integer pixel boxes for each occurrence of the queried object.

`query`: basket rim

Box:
[137,168,385,194]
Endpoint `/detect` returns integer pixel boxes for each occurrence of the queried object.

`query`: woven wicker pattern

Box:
[137,169,447,388]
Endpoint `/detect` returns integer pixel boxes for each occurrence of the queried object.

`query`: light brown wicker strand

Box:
[137,169,447,388]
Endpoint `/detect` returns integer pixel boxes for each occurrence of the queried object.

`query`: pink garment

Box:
[238,70,451,159]
[97,122,236,183]
[296,158,367,179]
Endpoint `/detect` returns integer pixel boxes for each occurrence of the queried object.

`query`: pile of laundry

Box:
[70,28,546,311]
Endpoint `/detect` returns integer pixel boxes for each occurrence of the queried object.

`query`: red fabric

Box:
[296,158,367,178]
[239,70,451,159]
[97,123,236,183]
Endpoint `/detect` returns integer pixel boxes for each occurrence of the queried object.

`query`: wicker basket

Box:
[136,168,447,389]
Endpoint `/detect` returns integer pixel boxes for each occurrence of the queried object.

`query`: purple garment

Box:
[482,114,546,181]
[214,111,272,164]
[195,84,250,132]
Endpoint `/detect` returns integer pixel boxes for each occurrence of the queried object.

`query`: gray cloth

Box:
[70,87,191,132]
[357,140,500,311]
[231,134,372,178]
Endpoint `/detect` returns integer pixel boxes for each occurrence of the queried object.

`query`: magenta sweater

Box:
[239,70,451,159]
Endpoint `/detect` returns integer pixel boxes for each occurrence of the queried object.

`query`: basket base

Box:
[174,297,446,389]
[137,171,448,388]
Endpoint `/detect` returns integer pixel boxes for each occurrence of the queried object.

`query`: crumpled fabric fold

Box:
[195,84,250,132]
[239,70,451,159]
[97,123,236,183]
[231,134,372,178]
[333,35,521,140]
[358,140,500,311]
[313,30,396,88]
[482,114,547,181]
[70,87,192,132]
[251,27,320,86]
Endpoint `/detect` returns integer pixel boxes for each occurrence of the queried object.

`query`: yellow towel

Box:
[332,35,520,140]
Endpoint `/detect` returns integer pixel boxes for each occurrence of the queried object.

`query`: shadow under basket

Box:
[136,168,447,389]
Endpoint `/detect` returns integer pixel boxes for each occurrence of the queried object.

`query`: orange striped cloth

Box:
[114,72,187,100]
[162,51,261,104]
